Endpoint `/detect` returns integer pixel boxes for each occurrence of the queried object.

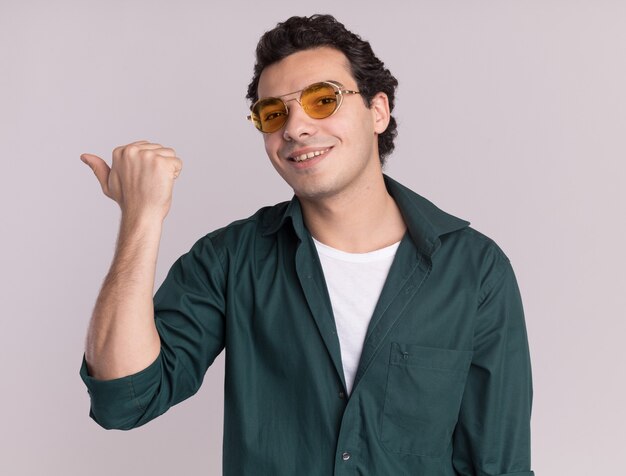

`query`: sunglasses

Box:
[248,80,361,133]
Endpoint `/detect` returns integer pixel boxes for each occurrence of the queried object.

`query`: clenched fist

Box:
[81,140,183,221]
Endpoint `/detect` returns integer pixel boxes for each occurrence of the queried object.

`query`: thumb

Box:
[81,153,111,196]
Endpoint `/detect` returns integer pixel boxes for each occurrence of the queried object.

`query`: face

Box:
[256,47,390,201]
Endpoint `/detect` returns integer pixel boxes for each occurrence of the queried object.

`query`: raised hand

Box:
[81,140,183,222]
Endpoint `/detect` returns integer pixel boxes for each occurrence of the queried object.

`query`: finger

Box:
[170,156,183,178]
[80,153,112,196]
[112,142,166,162]
[153,147,177,158]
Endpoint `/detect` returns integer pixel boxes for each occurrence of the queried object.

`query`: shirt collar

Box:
[260,174,470,257]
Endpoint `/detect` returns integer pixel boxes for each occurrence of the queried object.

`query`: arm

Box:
[81,141,182,380]
[452,250,534,476]
[80,233,227,430]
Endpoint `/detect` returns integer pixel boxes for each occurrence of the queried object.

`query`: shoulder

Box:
[386,174,513,280]
[192,201,291,253]
[448,226,510,261]
[453,226,512,282]
[432,226,519,318]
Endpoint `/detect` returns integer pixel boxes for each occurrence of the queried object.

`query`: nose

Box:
[282,99,317,141]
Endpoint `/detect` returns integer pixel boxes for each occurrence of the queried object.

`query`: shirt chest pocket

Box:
[380,343,473,457]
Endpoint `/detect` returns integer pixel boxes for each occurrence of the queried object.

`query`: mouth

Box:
[288,147,332,163]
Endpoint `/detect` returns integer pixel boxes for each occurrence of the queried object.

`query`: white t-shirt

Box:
[313,238,400,395]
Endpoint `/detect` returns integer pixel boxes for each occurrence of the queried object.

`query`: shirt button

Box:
[342,452,351,461]
[338,391,345,399]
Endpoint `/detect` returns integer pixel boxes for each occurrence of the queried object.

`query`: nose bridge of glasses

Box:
[280,91,320,135]
[279,90,304,113]
[283,96,301,108]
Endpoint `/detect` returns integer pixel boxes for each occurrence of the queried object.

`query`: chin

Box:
[292,180,340,201]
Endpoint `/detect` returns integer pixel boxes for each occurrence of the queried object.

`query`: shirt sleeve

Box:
[79,235,227,430]
[452,247,535,476]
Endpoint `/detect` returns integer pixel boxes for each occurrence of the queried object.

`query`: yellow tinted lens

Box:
[252,98,287,132]
[301,83,338,119]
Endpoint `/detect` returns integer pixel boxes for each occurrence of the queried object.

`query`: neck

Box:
[299,173,406,253]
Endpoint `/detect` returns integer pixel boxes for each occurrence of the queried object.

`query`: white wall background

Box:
[1,1,624,474]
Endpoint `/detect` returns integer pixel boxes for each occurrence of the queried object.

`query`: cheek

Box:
[263,135,279,159]
[341,107,374,135]
[340,115,373,145]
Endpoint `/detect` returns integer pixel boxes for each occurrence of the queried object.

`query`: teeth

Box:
[292,148,329,162]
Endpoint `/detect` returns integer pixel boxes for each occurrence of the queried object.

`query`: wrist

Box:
[117,211,165,251]
[120,209,165,230]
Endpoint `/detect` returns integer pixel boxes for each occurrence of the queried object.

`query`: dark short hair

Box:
[247,14,399,165]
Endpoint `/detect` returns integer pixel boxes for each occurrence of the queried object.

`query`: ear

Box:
[369,92,391,134]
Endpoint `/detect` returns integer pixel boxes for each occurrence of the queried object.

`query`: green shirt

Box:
[80,175,534,476]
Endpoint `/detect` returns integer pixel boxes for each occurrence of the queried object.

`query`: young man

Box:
[80,15,534,476]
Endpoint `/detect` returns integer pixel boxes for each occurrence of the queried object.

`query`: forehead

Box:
[257,47,355,98]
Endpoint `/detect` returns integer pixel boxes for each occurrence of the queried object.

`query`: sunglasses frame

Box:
[248,80,361,133]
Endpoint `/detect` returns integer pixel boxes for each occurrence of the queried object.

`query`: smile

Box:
[289,148,331,162]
